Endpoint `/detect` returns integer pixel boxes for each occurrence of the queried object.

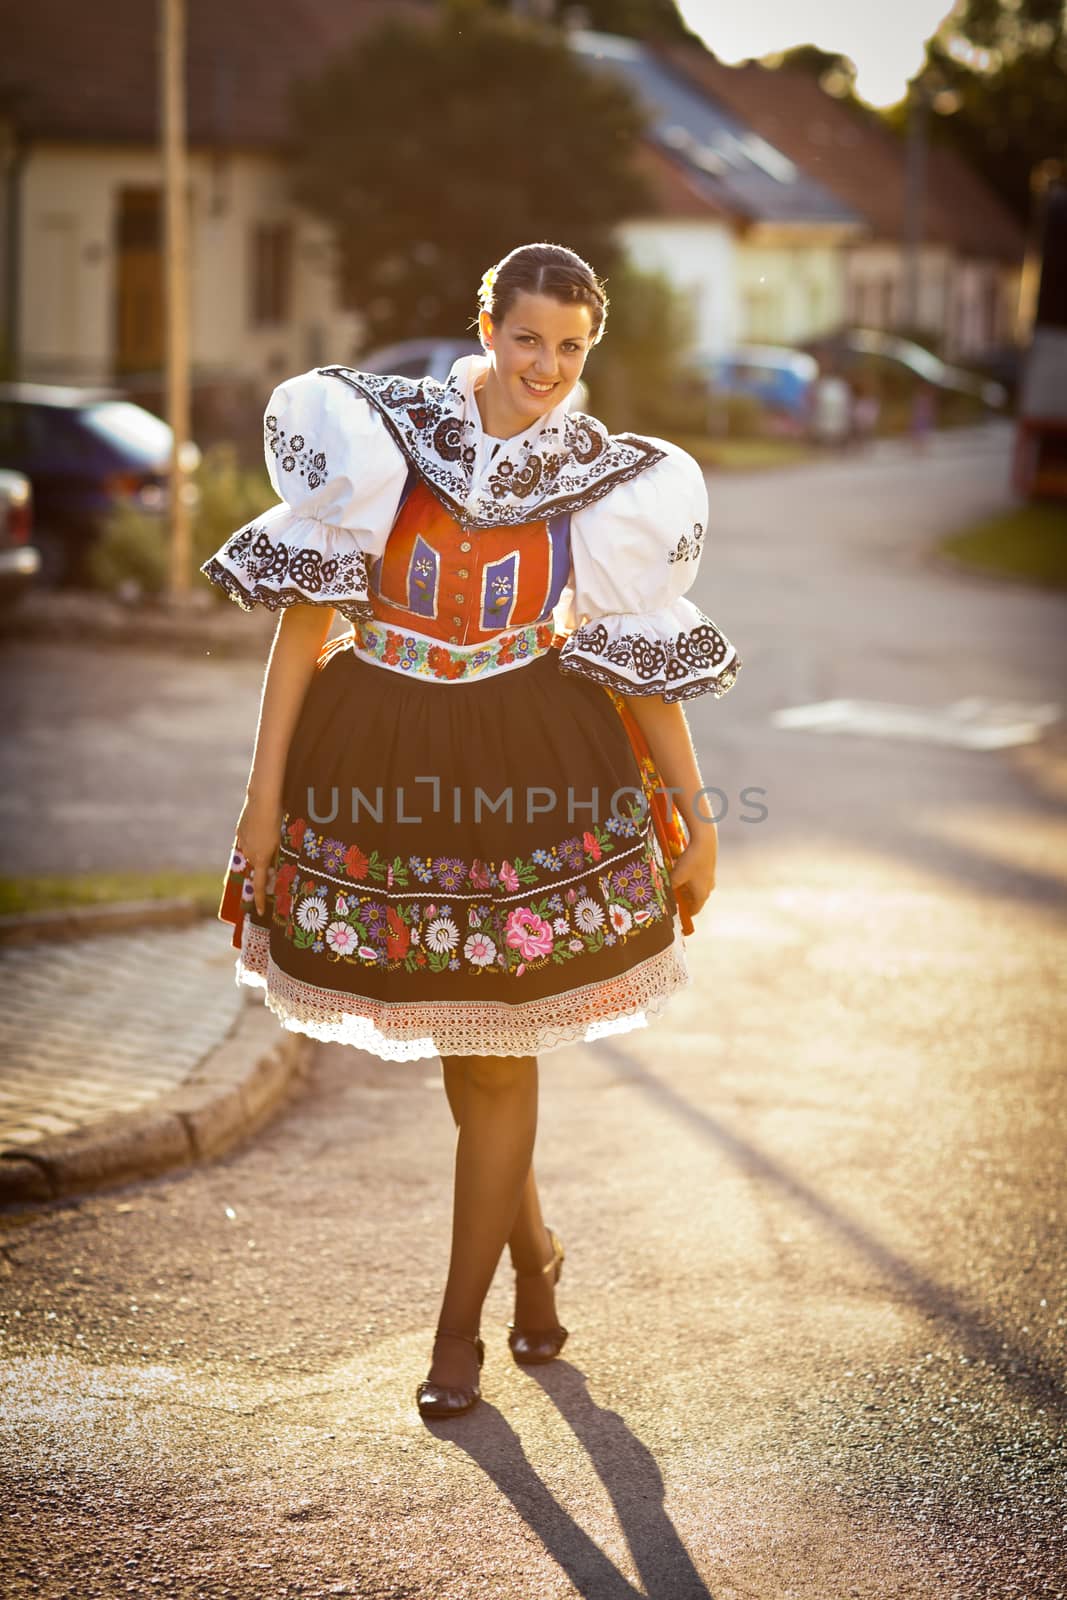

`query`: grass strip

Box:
[0,870,223,918]
[939,502,1067,589]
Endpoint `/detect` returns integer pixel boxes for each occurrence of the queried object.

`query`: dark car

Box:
[801,330,1009,409]
[0,384,187,586]
[0,468,40,610]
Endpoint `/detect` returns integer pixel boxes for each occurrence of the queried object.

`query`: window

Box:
[251,221,293,328]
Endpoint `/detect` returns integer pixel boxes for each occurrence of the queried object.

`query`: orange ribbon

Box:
[606,689,695,937]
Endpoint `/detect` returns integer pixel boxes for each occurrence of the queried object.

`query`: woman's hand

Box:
[235,790,283,916]
[669,826,718,919]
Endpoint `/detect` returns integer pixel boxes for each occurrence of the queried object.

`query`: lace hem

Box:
[234,919,690,1061]
[559,629,742,703]
[200,505,376,621]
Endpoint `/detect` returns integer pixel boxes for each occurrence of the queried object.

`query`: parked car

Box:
[0,469,40,610]
[0,384,198,587]
[359,338,590,411]
[803,330,1008,410]
[696,346,819,432]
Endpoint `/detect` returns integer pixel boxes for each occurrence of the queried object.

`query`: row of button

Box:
[451,544,470,630]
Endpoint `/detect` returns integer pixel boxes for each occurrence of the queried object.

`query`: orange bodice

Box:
[366,476,572,647]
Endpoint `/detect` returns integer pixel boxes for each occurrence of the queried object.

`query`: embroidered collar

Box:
[316,355,666,529]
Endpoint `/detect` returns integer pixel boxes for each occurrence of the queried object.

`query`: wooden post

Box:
[161,0,192,597]
[903,78,927,334]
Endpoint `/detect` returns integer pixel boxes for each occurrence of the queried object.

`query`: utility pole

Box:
[161,0,192,598]
[902,76,928,334]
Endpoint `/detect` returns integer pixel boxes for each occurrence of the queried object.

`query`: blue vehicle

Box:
[700,346,819,430]
[0,384,190,586]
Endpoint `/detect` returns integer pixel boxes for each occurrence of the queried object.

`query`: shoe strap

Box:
[514,1228,562,1282]
[434,1324,481,1347]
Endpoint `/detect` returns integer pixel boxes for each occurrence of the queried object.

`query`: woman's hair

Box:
[477,243,608,344]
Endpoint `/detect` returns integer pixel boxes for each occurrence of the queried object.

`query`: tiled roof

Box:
[657,43,1024,262]
[0,0,422,148]
[1,5,1023,265]
[634,143,735,222]
[571,31,864,229]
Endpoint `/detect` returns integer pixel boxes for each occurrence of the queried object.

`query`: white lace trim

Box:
[234,919,690,1061]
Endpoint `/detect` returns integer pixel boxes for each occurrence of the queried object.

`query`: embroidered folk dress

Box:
[201,354,742,1060]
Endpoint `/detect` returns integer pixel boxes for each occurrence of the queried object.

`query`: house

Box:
[0,1,1021,427]
[0,0,418,433]
[569,30,870,356]
[658,42,1024,362]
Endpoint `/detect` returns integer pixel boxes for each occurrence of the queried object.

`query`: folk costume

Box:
[201,355,742,1060]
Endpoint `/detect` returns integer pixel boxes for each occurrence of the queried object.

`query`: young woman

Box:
[201,242,742,1420]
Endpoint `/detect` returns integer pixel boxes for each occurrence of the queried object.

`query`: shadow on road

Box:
[422,1364,713,1600]
[596,1042,1065,1423]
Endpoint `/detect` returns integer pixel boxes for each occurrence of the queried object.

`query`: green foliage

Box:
[708,392,766,440]
[87,500,170,596]
[912,0,1067,222]
[582,262,704,434]
[190,445,272,581]
[772,43,862,105]
[88,445,272,599]
[286,8,652,347]
[0,871,224,916]
[941,500,1067,589]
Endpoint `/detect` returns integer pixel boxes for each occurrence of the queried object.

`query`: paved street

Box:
[1,425,1065,1597]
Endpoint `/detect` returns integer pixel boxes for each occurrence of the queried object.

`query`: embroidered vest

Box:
[351,473,572,684]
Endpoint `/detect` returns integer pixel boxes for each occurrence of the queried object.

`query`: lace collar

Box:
[316,355,665,529]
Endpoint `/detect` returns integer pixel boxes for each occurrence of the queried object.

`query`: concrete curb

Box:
[0,588,276,658]
[0,996,313,1209]
[0,897,211,948]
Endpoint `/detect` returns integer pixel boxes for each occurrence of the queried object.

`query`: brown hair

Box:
[477,243,608,344]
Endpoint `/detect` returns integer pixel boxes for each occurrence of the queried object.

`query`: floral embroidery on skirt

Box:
[216,641,692,1059]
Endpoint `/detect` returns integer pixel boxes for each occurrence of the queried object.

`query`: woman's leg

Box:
[441,1056,553,1273]
[427,1053,540,1388]
[439,1055,560,1374]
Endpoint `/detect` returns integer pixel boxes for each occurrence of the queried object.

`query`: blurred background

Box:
[0,0,1063,604]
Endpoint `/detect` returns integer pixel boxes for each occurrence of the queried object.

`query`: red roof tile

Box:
[0,0,425,149]
[0,7,1023,264]
[656,44,1023,262]
[635,143,736,222]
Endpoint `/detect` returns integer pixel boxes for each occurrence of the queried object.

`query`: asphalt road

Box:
[2,424,1065,1597]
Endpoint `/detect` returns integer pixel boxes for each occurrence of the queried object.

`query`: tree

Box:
[899,0,1067,222]
[581,261,701,434]
[286,6,653,348]
[771,43,861,105]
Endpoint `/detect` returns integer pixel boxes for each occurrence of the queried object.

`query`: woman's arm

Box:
[237,604,337,913]
[618,692,718,916]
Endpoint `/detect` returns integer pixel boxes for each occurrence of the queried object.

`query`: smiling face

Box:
[477,291,595,435]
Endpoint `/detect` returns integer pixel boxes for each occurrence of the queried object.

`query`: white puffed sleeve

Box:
[558,439,742,702]
[199,369,408,620]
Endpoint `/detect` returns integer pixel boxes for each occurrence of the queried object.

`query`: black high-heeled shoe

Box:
[416,1325,486,1419]
[508,1226,569,1365]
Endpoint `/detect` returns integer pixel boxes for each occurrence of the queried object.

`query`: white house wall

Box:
[735,237,849,347]
[16,142,359,389]
[618,218,737,357]
[845,240,1019,358]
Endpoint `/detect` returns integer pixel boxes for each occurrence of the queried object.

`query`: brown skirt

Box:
[217,638,691,1060]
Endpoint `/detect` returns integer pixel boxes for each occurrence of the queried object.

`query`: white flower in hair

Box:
[478,264,498,307]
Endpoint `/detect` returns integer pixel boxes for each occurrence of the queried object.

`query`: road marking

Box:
[772,696,1061,750]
